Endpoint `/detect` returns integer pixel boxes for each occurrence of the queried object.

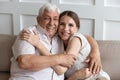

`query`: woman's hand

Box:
[20,29,40,47]
[67,68,92,80]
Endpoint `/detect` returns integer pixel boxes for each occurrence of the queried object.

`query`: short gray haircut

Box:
[38,3,60,17]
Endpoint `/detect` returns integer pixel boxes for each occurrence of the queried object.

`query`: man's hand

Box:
[85,49,102,74]
[85,35,102,74]
[57,53,76,68]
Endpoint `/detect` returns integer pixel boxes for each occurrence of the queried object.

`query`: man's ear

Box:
[36,16,40,23]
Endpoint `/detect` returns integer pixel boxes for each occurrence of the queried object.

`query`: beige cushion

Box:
[0,35,120,80]
[0,72,10,80]
[97,40,120,80]
[0,34,16,71]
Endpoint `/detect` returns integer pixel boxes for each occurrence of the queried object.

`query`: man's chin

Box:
[48,32,57,37]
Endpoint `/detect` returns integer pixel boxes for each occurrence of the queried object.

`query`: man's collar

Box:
[36,24,49,35]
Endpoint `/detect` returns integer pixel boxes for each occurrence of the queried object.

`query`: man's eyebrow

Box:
[54,16,59,18]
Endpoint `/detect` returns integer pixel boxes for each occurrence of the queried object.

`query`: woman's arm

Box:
[85,35,102,74]
[65,36,93,80]
[33,39,68,75]
[67,68,92,80]
[66,37,81,57]
[20,29,75,75]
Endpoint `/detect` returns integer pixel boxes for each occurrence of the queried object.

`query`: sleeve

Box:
[12,36,35,60]
[70,33,85,45]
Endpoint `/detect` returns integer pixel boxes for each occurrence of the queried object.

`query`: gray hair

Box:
[38,3,60,17]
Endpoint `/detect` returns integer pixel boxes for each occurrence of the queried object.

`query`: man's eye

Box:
[44,17,50,20]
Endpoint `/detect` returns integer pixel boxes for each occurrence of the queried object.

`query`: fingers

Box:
[22,29,31,33]
[96,64,102,73]
[96,65,100,73]
[61,54,76,68]
[21,29,31,37]
[85,68,92,76]
[93,64,102,74]
[92,62,97,74]
[67,55,76,68]
[20,29,31,39]
[76,68,92,80]
[85,58,90,63]
[89,60,102,74]
[70,54,77,60]
[89,60,94,73]
[20,33,29,40]
[33,29,38,35]
[67,63,72,69]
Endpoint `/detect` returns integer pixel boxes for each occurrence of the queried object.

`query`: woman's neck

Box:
[63,40,68,50]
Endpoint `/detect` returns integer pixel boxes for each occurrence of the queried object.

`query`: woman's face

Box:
[58,15,78,41]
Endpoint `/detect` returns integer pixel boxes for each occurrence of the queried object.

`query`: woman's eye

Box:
[69,24,73,27]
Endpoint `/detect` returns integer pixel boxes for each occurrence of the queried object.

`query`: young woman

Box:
[20,11,110,80]
[57,11,110,80]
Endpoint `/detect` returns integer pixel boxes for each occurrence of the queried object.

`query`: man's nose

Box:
[49,19,54,26]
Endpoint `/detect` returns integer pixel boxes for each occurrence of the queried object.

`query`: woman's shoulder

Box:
[72,32,86,39]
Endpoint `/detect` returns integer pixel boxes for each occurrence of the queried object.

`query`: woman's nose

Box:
[64,26,69,31]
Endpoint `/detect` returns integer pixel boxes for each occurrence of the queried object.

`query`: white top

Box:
[65,32,91,77]
[65,33,110,80]
[9,25,64,80]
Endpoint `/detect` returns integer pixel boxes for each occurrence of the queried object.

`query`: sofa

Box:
[0,34,120,80]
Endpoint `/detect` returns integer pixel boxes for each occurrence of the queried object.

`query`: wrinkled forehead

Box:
[42,9,59,17]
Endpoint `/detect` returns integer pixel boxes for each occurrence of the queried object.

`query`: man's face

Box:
[38,9,59,38]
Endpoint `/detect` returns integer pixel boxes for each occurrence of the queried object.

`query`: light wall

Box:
[0,0,120,40]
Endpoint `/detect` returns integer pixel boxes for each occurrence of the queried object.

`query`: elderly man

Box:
[9,3,101,80]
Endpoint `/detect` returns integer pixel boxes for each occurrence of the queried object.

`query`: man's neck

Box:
[50,37,52,44]
[49,34,55,44]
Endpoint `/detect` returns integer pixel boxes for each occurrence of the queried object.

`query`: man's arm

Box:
[33,41,74,75]
[17,53,74,71]
[13,35,66,71]
[85,35,102,74]
[17,54,60,71]
[20,29,75,75]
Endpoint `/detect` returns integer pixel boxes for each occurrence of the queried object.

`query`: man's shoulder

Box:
[26,25,37,32]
